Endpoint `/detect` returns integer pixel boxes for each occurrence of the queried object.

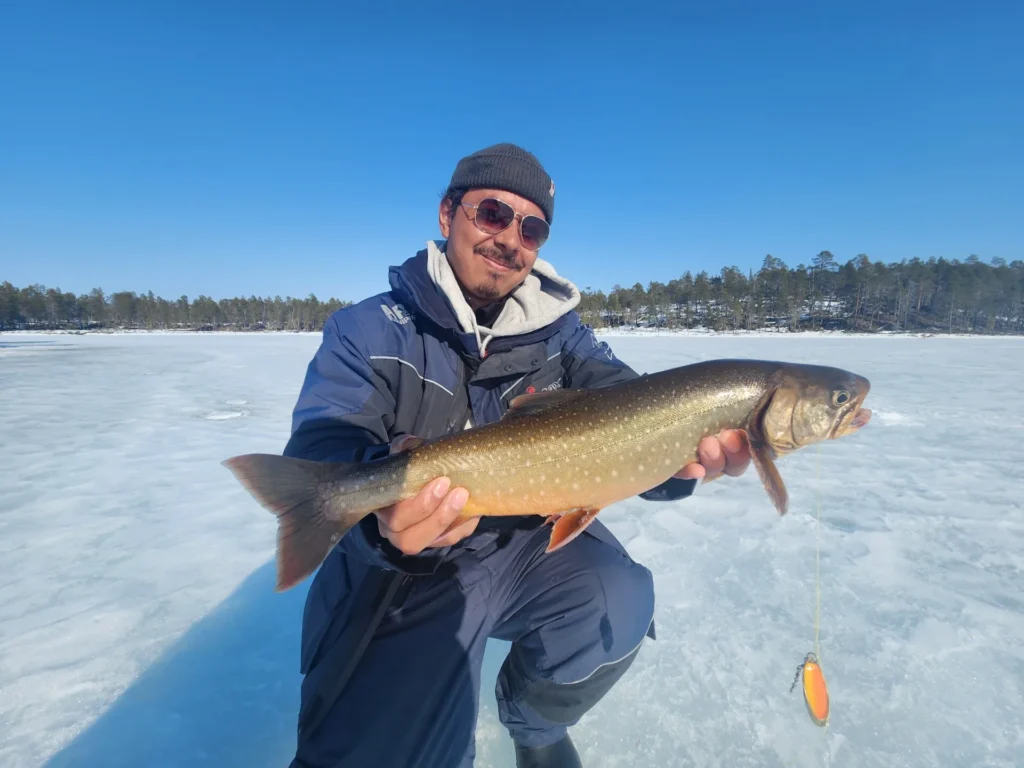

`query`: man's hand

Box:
[372,435,480,554]
[674,429,751,482]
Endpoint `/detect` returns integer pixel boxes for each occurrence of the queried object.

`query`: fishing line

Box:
[814,444,834,765]
[790,444,832,751]
[815,442,822,668]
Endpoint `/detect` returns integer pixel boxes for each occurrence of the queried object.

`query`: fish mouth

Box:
[850,408,872,429]
[832,403,872,438]
[830,375,872,439]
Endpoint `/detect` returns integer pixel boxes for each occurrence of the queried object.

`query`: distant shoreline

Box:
[3,327,1022,340]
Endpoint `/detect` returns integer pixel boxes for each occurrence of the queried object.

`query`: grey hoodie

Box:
[425,239,581,358]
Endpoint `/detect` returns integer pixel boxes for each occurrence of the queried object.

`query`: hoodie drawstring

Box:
[478,330,493,357]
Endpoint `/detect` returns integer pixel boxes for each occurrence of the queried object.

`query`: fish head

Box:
[759,364,872,454]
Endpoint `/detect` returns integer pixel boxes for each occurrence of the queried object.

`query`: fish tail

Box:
[222,453,389,591]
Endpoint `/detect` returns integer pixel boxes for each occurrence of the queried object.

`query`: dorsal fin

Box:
[502,388,586,420]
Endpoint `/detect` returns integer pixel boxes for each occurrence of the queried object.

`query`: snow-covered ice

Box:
[1,331,1022,767]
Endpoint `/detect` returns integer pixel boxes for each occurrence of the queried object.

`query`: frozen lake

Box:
[1,331,1022,767]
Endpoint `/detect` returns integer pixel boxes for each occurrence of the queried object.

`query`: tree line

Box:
[3,251,1022,334]
[577,252,1023,334]
[0,284,350,332]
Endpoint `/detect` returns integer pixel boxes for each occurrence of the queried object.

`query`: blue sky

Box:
[1,1,1021,302]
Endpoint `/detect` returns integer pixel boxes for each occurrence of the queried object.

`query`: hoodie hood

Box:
[425,239,580,356]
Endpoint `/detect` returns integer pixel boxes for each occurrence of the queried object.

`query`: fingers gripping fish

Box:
[223,359,872,591]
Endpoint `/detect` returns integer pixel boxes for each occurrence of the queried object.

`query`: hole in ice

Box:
[225,399,249,405]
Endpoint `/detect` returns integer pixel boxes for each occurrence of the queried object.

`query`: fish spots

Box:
[611,470,618,478]
[572,482,580,490]
[639,464,645,471]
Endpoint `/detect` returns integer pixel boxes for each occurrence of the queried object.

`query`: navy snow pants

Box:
[290,520,656,768]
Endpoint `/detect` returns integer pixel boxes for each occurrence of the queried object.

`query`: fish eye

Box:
[833,390,851,406]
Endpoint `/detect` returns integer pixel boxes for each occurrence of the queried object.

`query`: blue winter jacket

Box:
[282,241,696,577]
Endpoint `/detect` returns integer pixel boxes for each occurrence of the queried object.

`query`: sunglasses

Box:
[459,197,550,251]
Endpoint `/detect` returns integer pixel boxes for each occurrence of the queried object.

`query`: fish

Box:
[222,359,871,591]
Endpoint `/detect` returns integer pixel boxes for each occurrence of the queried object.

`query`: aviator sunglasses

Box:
[460,197,550,251]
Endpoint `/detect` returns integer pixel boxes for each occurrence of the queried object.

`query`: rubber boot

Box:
[514,734,583,768]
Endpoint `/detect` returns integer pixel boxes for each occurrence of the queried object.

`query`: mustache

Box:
[475,246,522,270]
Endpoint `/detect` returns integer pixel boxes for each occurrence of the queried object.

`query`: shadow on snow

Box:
[44,555,518,767]
[46,561,306,768]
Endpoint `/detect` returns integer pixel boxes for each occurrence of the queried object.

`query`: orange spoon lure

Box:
[790,652,830,727]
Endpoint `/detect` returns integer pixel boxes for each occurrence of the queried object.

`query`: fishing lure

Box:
[791,652,830,727]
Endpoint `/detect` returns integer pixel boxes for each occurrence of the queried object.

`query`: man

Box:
[283,143,750,767]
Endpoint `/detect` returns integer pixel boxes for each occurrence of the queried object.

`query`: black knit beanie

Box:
[447,142,555,224]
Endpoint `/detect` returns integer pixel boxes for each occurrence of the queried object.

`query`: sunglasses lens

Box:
[474,198,515,234]
[520,216,550,250]
[470,197,550,250]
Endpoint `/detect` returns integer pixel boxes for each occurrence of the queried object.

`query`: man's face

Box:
[438,188,544,309]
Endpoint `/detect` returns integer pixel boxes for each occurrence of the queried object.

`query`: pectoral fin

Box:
[503,388,586,420]
[390,435,426,455]
[545,508,602,552]
[749,439,789,515]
